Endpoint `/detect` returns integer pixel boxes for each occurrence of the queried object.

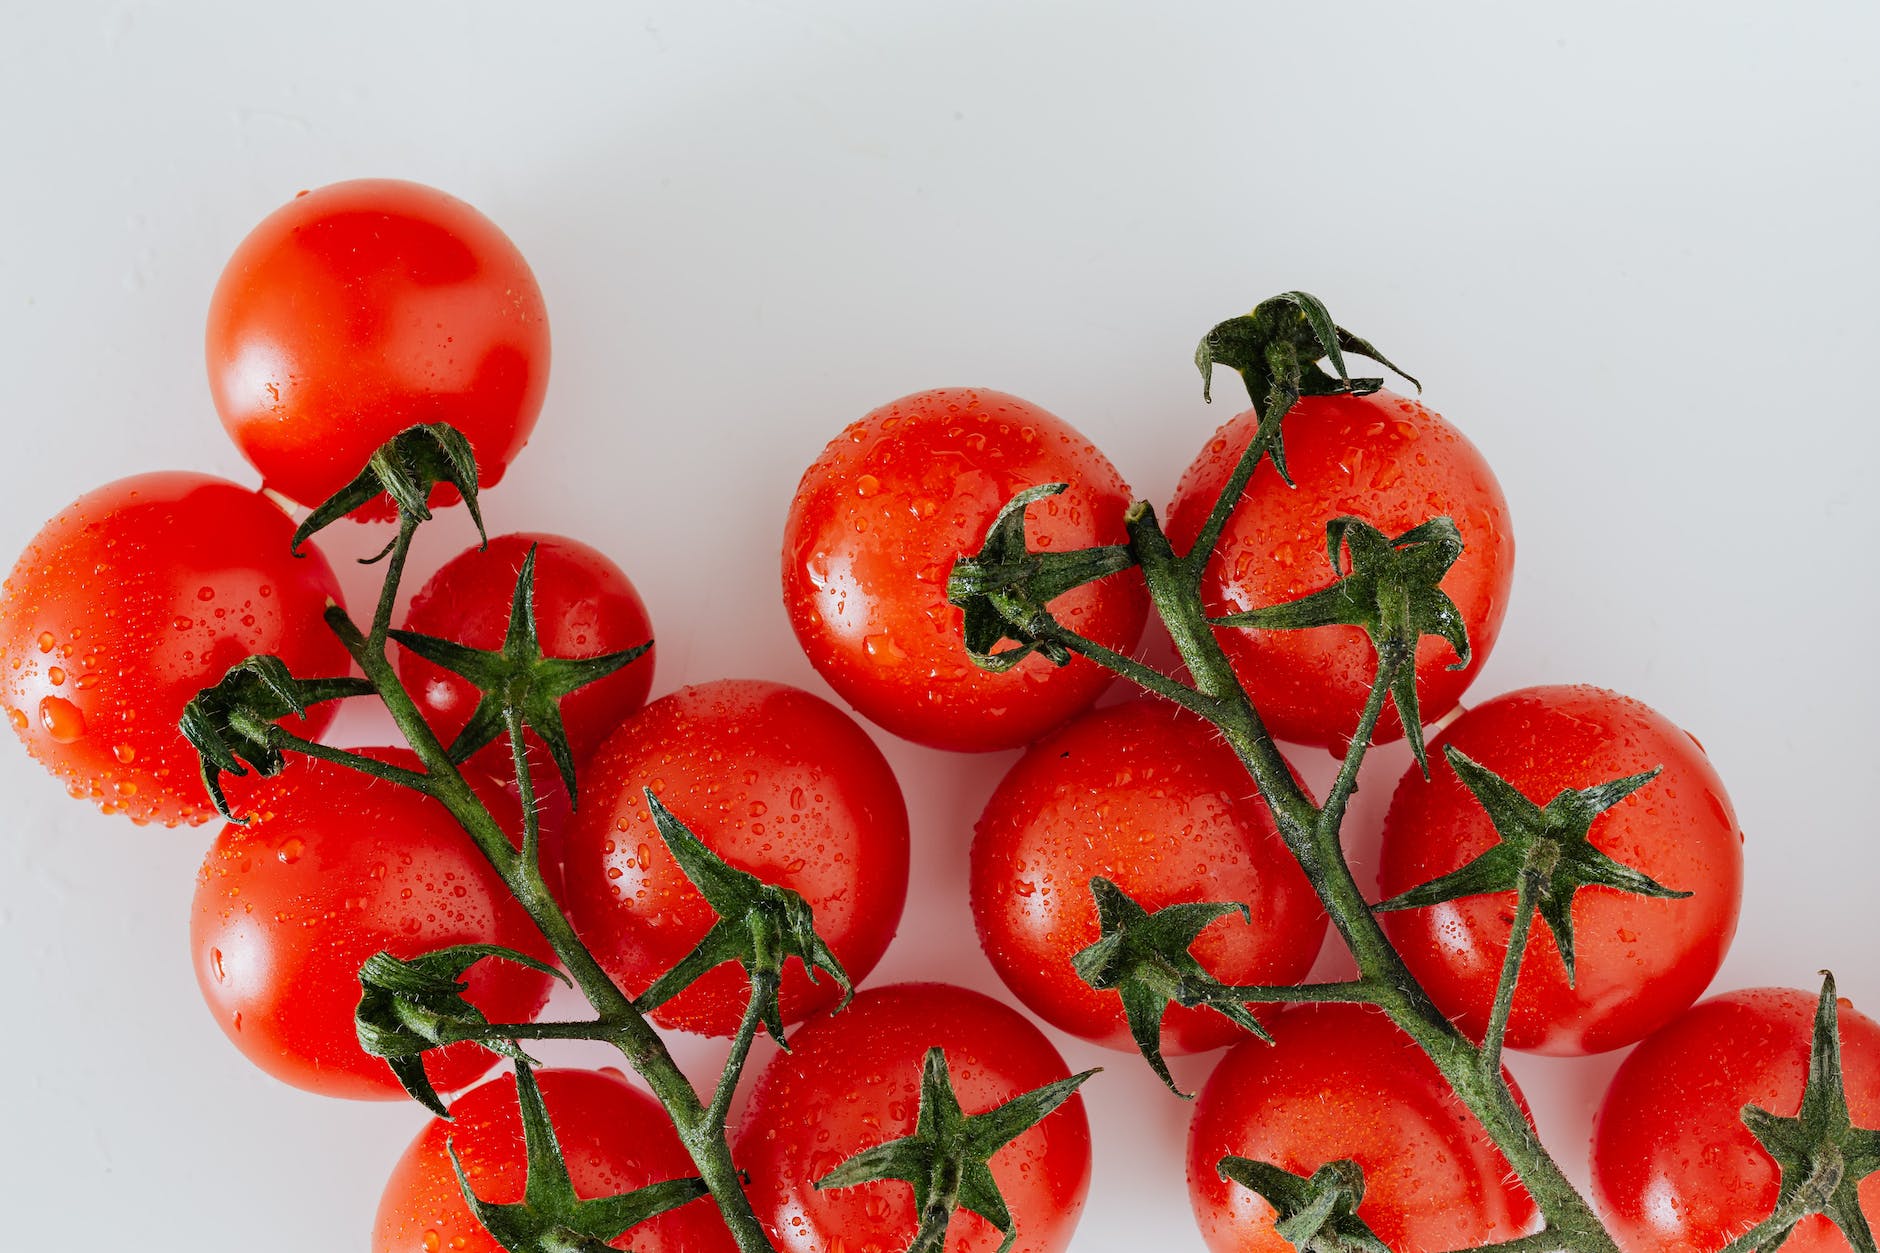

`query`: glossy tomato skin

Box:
[374,1067,734,1253]
[1592,987,1880,1252]
[971,699,1325,1055]
[1377,685,1743,1056]
[1188,1003,1540,1252]
[0,472,349,827]
[397,532,655,763]
[564,680,909,1036]
[1165,390,1512,750]
[206,179,549,514]
[783,387,1148,752]
[736,982,1092,1253]
[191,751,558,1099]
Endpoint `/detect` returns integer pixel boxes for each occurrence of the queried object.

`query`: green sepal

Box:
[816,1047,1097,1253]
[389,545,651,806]
[1216,1157,1390,1252]
[1374,746,1684,984]
[1739,972,1880,1252]
[1212,516,1469,775]
[1195,291,1418,486]
[355,944,569,1116]
[449,1059,711,1252]
[632,792,851,1045]
[293,422,487,554]
[1070,877,1268,1097]
[946,483,1138,673]
[179,655,375,820]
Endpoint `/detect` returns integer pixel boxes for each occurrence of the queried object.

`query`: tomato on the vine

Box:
[1376,684,1743,1056]
[735,982,1092,1253]
[206,179,549,514]
[563,679,908,1036]
[1592,986,1880,1252]
[1165,390,1512,751]
[782,387,1147,752]
[971,698,1324,1056]
[191,751,558,1100]
[0,472,349,827]
[1187,1003,1540,1252]
[374,1067,735,1253]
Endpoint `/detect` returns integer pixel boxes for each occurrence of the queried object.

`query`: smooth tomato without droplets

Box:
[191,751,558,1100]
[0,472,349,827]
[782,387,1147,752]
[206,179,549,514]
[374,1067,735,1253]
[1377,684,1743,1055]
[564,679,909,1036]
[971,699,1325,1055]
[1165,390,1512,751]
[1188,1003,1540,1252]
[735,982,1093,1253]
[1592,987,1880,1252]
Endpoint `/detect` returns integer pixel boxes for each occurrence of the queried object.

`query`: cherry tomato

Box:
[971,699,1324,1055]
[398,532,655,763]
[1376,685,1743,1055]
[1188,1003,1540,1252]
[782,387,1148,752]
[735,982,1092,1253]
[206,179,549,515]
[191,750,558,1099]
[1165,390,1513,751]
[374,1067,734,1253]
[563,679,908,1036]
[1592,986,1880,1252]
[0,472,349,827]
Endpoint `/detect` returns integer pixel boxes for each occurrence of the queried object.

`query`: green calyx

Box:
[632,792,850,1044]
[293,422,487,556]
[1216,1157,1388,1252]
[1071,877,1267,1098]
[1374,746,1682,984]
[816,1047,1098,1253]
[1213,515,1469,775]
[179,655,374,820]
[449,1060,711,1253]
[946,483,1138,672]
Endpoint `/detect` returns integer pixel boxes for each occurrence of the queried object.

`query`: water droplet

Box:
[38,696,85,742]
[172,615,194,632]
[210,948,227,982]
[46,666,65,686]
[275,836,305,864]
[5,707,25,731]
[196,586,215,601]
[35,632,54,654]
[855,473,881,497]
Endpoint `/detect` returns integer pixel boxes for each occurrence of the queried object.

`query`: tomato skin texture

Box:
[971,699,1325,1055]
[206,179,549,514]
[1165,390,1513,750]
[373,1067,735,1253]
[563,680,909,1036]
[397,532,655,763]
[1592,987,1880,1252]
[0,472,349,827]
[782,387,1148,752]
[1377,684,1743,1056]
[735,982,1092,1253]
[191,751,558,1099]
[1187,1003,1540,1252]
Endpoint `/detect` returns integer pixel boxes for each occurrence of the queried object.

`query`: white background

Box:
[2,3,1877,1249]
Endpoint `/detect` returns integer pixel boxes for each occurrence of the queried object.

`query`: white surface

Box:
[2,2,1876,1248]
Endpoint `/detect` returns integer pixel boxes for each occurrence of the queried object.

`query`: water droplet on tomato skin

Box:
[5,707,26,732]
[38,696,85,742]
[275,836,305,864]
[35,632,55,654]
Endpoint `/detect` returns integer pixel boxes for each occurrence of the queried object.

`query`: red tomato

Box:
[735,982,1092,1253]
[971,699,1324,1055]
[398,532,655,763]
[563,680,908,1036]
[0,472,349,827]
[191,751,558,1099]
[374,1067,734,1253]
[782,387,1148,752]
[206,179,549,514]
[1592,987,1880,1252]
[1188,1003,1539,1252]
[1165,391,1512,750]
[1376,685,1743,1055]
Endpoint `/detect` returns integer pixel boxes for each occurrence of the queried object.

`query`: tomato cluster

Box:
[4,178,1873,1253]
